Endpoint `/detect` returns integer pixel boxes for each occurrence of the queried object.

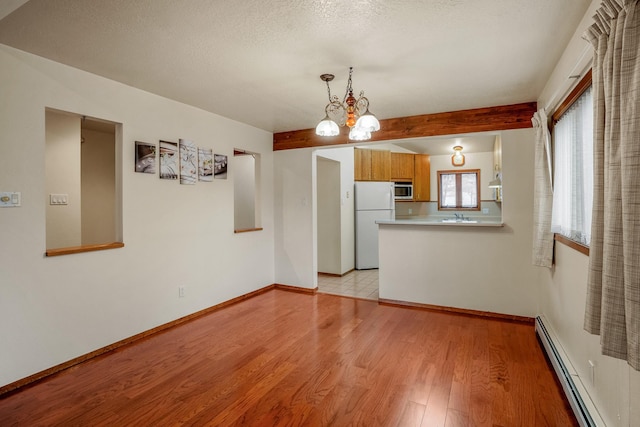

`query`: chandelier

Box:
[315,67,381,141]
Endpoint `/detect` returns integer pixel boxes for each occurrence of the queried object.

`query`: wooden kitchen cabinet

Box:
[413,154,431,201]
[354,148,391,181]
[390,153,414,181]
[371,150,391,181]
[354,148,372,181]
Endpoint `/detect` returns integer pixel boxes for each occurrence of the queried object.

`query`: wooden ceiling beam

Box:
[273,102,537,151]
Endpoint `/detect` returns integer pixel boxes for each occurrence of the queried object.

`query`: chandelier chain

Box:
[325,79,332,102]
[343,67,354,103]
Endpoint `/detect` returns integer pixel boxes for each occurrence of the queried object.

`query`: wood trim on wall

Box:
[378,298,534,324]
[45,242,125,257]
[234,227,263,234]
[554,233,589,256]
[273,102,537,151]
[0,284,317,397]
[552,70,592,123]
[274,283,318,294]
[0,283,321,396]
[2,284,530,397]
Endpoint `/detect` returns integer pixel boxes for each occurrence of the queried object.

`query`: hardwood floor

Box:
[0,290,577,426]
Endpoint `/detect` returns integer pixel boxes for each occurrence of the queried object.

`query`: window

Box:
[437,169,480,210]
[551,75,593,246]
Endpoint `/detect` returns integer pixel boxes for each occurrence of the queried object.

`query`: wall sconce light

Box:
[451,145,465,166]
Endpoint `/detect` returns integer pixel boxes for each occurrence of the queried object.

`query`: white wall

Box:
[316,157,341,274]
[273,145,356,286]
[536,1,640,425]
[315,147,355,275]
[429,151,494,201]
[45,110,82,248]
[81,128,116,245]
[379,128,539,317]
[0,44,274,388]
[273,148,316,288]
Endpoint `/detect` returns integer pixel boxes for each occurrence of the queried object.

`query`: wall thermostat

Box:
[0,192,21,207]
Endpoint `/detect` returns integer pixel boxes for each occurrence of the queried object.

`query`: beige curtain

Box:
[531,109,554,268]
[583,0,640,370]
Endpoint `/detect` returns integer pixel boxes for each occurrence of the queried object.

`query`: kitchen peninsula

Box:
[377,217,503,227]
[376,218,527,318]
[369,127,538,320]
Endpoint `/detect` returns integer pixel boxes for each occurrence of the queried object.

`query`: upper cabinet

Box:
[390,153,414,181]
[355,148,430,201]
[355,148,391,181]
[371,150,391,181]
[354,148,372,181]
[413,154,431,201]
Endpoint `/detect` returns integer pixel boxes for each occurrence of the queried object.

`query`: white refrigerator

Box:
[355,181,395,269]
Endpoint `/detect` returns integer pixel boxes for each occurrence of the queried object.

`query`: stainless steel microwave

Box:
[394,182,413,200]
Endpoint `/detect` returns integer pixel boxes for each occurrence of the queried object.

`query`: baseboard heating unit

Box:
[535,316,604,427]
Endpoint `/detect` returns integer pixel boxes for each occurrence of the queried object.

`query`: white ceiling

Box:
[0,0,591,135]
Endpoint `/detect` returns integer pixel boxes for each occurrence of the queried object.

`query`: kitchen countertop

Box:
[376,217,504,227]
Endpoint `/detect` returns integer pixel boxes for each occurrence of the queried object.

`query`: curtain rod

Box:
[543,45,592,114]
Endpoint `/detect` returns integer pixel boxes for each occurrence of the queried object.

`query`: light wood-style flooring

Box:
[0,289,577,426]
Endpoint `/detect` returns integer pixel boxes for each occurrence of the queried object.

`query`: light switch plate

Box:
[50,194,68,205]
[0,192,21,207]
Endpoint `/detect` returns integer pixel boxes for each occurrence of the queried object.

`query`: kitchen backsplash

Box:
[395,201,502,220]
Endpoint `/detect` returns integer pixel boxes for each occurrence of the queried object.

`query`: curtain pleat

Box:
[531,110,554,267]
[584,0,640,370]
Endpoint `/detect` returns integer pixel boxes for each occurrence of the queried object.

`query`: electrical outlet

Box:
[178,286,185,298]
[482,208,489,214]
[408,208,413,214]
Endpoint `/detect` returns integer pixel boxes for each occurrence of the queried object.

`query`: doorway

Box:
[315,148,379,300]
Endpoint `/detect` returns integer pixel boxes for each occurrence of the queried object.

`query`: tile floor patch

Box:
[317,270,379,300]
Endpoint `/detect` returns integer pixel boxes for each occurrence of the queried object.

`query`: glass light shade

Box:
[451,146,465,166]
[348,126,371,141]
[355,111,380,132]
[315,116,340,136]
[488,175,502,188]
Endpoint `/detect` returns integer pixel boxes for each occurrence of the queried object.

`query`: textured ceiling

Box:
[0,0,591,134]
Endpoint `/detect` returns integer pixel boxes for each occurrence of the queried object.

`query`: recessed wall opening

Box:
[45,108,122,255]
[233,149,262,233]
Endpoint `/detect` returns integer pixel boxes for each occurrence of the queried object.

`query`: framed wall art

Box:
[159,140,178,179]
[214,154,228,179]
[179,139,197,185]
[198,147,213,182]
[134,141,156,174]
